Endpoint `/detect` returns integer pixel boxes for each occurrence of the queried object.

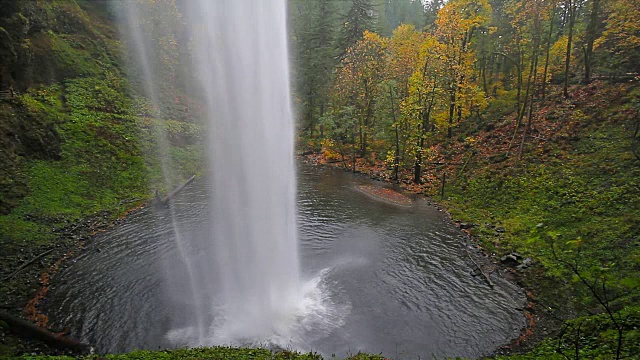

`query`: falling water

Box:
[188,0,302,343]
[120,0,310,348]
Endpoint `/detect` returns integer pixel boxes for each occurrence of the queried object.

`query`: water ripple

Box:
[45,164,525,359]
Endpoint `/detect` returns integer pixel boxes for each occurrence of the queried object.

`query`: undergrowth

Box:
[442,84,640,359]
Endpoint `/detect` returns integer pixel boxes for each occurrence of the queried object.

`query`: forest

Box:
[0,0,638,359]
[291,0,639,174]
[290,0,640,359]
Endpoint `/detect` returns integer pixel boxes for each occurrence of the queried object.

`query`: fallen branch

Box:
[3,249,54,281]
[458,151,475,177]
[157,175,196,206]
[529,135,547,141]
[466,247,494,288]
[0,311,93,354]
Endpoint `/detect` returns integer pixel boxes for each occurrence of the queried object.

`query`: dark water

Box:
[46,164,525,359]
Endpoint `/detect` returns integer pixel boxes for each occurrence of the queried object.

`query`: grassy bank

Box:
[445,84,640,359]
[17,347,388,360]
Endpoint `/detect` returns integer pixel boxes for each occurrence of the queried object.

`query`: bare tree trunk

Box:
[584,0,600,84]
[542,1,558,99]
[447,92,456,138]
[414,80,437,184]
[308,91,314,138]
[319,103,325,138]
[389,86,400,182]
[519,45,541,161]
[351,124,357,173]
[0,311,92,353]
[563,0,576,98]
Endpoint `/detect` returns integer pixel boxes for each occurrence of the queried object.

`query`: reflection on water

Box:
[46,164,525,359]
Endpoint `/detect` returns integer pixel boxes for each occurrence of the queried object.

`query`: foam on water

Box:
[166,269,350,349]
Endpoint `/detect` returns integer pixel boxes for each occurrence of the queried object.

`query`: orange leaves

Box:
[26,245,80,329]
[357,185,412,206]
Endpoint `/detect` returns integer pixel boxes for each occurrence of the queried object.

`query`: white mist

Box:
[187,0,302,343]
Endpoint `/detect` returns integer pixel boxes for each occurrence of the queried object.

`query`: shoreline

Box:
[3,157,549,358]
[0,202,148,356]
[298,153,551,357]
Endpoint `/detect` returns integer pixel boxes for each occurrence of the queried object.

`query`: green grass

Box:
[17,347,389,360]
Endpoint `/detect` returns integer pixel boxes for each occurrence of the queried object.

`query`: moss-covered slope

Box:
[0,1,203,356]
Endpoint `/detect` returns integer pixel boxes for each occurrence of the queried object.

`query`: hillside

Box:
[0,1,202,356]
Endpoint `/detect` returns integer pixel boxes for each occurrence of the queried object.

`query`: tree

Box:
[594,0,640,76]
[583,0,601,84]
[541,0,560,99]
[335,30,387,158]
[290,0,338,139]
[404,36,446,183]
[386,24,424,99]
[424,0,444,30]
[500,0,552,158]
[563,0,579,98]
[379,0,426,36]
[338,0,376,57]
[385,25,427,182]
[435,0,491,138]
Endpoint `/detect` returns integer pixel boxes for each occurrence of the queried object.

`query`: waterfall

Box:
[188,0,302,342]
[119,0,307,347]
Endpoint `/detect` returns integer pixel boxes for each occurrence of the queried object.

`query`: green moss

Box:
[0,74,204,242]
[19,347,325,360]
[48,32,101,77]
[444,86,640,359]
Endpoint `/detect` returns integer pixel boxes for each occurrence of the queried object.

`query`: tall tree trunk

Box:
[359,120,364,156]
[511,14,543,156]
[414,80,437,184]
[360,81,372,157]
[319,102,325,138]
[584,0,600,84]
[563,0,576,98]
[447,91,456,138]
[352,124,357,173]
[516,36,524,118]
[518,37,541,125]
[308,91,314,138]
[482,53,489,94]
[542,1,558,99]
[389,86,400,182]
[519,44,541,161]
